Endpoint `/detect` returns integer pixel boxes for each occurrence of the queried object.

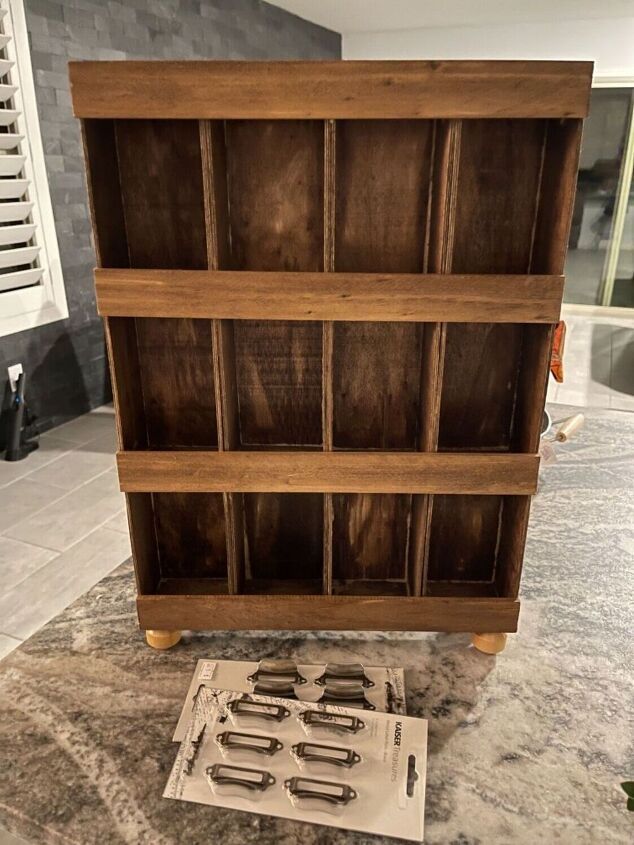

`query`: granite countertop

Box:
[0,405,632,845]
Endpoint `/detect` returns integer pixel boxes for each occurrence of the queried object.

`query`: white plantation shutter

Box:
[0,0,67,335]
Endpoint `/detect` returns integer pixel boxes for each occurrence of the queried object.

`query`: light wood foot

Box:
[145,629,182,650]
[471,632,507,655]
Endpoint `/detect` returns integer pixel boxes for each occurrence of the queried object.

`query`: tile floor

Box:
[548,308,634,410]
[0,312,632,668]
[0,405,129,659]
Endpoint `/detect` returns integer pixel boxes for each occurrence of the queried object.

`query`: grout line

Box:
[1,466,122,542]
[0,632,22,643]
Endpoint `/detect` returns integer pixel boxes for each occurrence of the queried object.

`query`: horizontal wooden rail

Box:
[70,60,592,119]
[117,451,539,495]
[95,269,564,323]
[137,593,520,632]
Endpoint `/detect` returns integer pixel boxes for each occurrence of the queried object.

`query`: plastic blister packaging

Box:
[165,687,428,841]
[173,659,406,742]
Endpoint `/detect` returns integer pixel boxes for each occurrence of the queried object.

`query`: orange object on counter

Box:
[550,320,566,383]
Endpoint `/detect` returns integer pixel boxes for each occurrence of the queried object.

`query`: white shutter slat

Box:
[0,265,42,292]
[0,107,19,125]
[0,0,67,334]
[0,176,27,197]
[0,244,39,267]
[0,200,33,221]
[0,222,36,244]
[0,132,23,149]
[0,82,16,100]
[0,152,25,174]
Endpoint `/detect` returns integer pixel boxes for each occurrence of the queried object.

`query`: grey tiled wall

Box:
[0,0,340,443]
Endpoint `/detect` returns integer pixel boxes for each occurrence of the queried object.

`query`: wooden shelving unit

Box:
[70,60,592,647]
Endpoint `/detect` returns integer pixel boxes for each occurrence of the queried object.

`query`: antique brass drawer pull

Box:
[292,741,361,768]
[284,776,357,805]
[216,730,283,756]
[315,662,374,688]
[318,683,376,710]
[206,763,275,792]
[227,697,291,723]
[247,658,307,685]
[252,680,298,699]
[299,709,365,734]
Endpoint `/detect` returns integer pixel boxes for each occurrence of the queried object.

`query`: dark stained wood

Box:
[70,60,593,120]
[134,318,218,448]
[332,494,411,582]
[117,450,539,495]
[323,119,336,595]
[439,118,547,451]
[495,496,532,599]
[332,120,433,587]
[243,494,323,582]
[222,120,325,586]
[80,120,128,268]
[333,120,431,448]
[532,119,585,276]
[113,119,225,586]
[201,119,244,595]
[115,119,207,269]
[225,120,324,446]
[76,60,590,635]
[332,580,409,597]
[103,318,146,450]
[234,320,323,446]
[153,493,227,579]
[137,593,520,633]
[427,495,503,583]
[95,269,565,323]
[126,493,160,595]
[412,120,460,597]
[81,121,159,598]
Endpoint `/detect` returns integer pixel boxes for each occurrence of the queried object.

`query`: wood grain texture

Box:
[322,119,336,595]
[134,317,218,448]
[95,269,564,323]
[117,450,539,495]
[332,120,432,584]
[427,494,503,583]
[70,60,592,119]
[113,119,224,583]
[201,119,244,595]
[137,593,520,633]
[225,120,324,446]
[332,494,411,582]
[80,120,128,268]
[152,493,227,579]
[222,119,325,581]
[439,118,547,451]
[114,119,218,450]
[243,493,323,582]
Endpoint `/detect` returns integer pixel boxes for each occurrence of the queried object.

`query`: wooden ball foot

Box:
[145,629,182,650]
[471,632,507,655]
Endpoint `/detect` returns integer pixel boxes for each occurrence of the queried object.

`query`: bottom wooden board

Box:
[137,594,519,633]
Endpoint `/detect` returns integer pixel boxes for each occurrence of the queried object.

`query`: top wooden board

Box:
[69,60,592,120]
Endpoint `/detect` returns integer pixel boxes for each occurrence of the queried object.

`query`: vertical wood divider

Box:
[200,119,244,594]
[413,119,462,596]
[322,119,336,595]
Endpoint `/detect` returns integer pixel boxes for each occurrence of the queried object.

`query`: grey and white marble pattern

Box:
[0,404,632,844]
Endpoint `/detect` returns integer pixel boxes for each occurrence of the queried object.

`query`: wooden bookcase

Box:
[70,60,591,651]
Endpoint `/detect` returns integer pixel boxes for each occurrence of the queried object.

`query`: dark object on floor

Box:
[4,371,39,462]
